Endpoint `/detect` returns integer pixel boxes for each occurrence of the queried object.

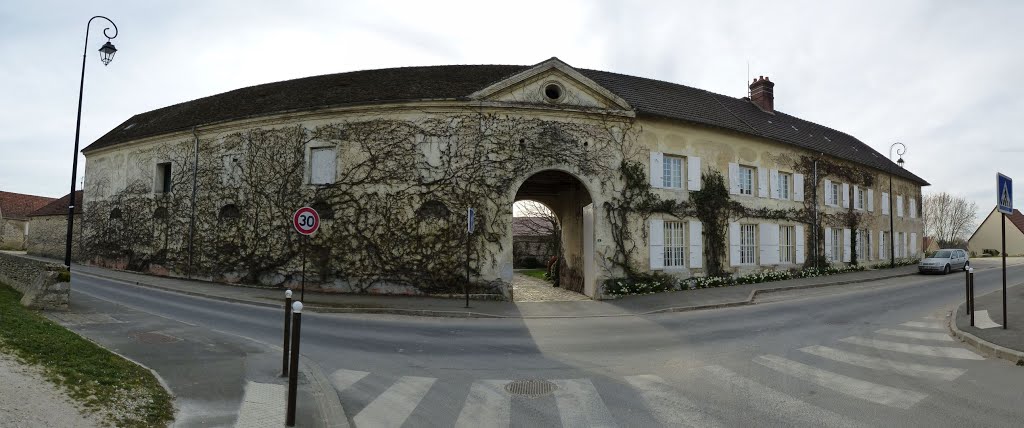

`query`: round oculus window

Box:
[543,83,564,102]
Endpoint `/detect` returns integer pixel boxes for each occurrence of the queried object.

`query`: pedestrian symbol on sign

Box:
[997,173,1013,215]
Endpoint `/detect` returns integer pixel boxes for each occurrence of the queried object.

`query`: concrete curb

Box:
[948,304,1024,365]
[76,268,919,319]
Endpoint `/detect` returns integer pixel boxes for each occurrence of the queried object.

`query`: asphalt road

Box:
[70,261,1024,428]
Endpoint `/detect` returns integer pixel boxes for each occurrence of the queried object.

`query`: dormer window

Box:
[542,82,564,103]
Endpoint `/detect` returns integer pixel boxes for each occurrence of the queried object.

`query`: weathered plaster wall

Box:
[0,218,28,250]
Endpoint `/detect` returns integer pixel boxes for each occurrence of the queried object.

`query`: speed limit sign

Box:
[293,207,320,235]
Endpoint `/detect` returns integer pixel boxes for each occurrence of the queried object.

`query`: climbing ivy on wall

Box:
[82,113,632,294]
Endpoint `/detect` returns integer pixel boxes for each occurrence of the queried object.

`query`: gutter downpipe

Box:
[812,157,819,269]
[187,126,200,279]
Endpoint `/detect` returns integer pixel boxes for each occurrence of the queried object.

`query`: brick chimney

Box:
[749,76,775,113]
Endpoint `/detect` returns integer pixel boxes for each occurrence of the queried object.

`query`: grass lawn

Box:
[520,268,549,281]
[0,283,174,427]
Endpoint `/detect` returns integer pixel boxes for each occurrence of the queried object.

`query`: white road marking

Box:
[901,321,945,330]
[697,365,864,428]
[454,380,511,428]
[841,337,984,360]
[624,374,723,428]
[877,328,954,342]
[974,310,1002,329]
[553,379,618,428]
[353,376,436,428]
[330,368,369,392]
[800,345,965,381]
[754,355,927,409]
[234,382,286,428]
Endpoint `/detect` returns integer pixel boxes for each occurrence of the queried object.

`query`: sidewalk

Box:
[950,281,1024,364]
[70,262,920,319]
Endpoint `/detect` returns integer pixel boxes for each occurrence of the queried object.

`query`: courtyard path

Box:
[511,272,590,302]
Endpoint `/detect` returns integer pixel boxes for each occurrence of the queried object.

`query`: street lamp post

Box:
[65,16,119,267]
[888,142,906,269]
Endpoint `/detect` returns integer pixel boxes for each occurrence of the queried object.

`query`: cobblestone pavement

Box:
[511,272,590,302]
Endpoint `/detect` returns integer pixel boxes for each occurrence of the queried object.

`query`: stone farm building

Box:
[26,191,83,260]
[0,191,55,251]
[81,58,928,299]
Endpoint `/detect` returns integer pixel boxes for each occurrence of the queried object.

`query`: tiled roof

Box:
[84,63,927,185]
[28,191,82,217]
[0,191,56,221]
[1009,209,1024,235]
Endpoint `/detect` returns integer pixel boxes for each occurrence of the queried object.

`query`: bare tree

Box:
[922,192,978,246]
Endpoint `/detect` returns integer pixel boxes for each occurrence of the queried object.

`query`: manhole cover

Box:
[129,331,180,344]
[505,379,556,397]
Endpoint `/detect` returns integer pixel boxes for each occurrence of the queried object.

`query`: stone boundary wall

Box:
[0,252,69,310]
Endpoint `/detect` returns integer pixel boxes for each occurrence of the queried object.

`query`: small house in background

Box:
[27,191,83,260]
[921,236,940,254]
[967,207,1024,257]
[513,217,557,268]
[0,191,56,250]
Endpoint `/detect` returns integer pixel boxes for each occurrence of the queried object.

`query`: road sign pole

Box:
[465,208,474,309]
[286,301,303,427]
[301,235,307,302]
[1002,214,1007,329]
[282,290,292,377]
[970,270,975,327]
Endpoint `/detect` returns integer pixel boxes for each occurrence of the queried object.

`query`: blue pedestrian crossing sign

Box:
[998,173,1013,215]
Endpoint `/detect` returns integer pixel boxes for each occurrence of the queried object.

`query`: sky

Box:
[2,0,1021,223]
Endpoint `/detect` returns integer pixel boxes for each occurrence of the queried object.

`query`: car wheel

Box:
[943,264,950,275]
[964,261,970,271]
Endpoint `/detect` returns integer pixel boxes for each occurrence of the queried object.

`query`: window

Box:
[829,182,840,206]
[663,156,683,189]
[155,162,172,193]
[778,172,791,200]
[739,166,754,195]
[855,187,865,210]
[882,231,891,259]
[740,224,757,264]
[779,225,795,263]
[898,232,906,257]
[858,229,871,261]
[831,228,842,262]
[310,147,337,185]
[664,221,686,267]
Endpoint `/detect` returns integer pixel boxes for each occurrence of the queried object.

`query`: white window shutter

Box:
[910,232,917,257]
[689,221,703,268]
[795,224,805,263]
[729,222,741,267]
[854,230,861,262]
[759,223,779,265]
[794,173,804,202]
[910,198,917,219]
[687,156,701,191]
[896,195,904,217]
[649,219,665,270]
[882,192,890,215]
[769,169,779,199]
[650,152,664,189]
[310,147,336,184]
[758,167,769,198]
[867,189,874,212]
[842,228,852,262]
[903,233,909,258]
[842,183,850,208]
[853,185,861,210]
[824,227,833,261]
[729,163,740,195]
[824,179,833,205]
[879,231,885,260]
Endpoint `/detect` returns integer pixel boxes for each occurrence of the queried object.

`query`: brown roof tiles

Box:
[0,191,56,220]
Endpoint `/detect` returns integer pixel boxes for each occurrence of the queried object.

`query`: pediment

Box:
[469,58,631,111]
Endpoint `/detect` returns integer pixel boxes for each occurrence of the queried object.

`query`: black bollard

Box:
[969,270,975,327]
[286,301,303,427]
[282,289,293,377]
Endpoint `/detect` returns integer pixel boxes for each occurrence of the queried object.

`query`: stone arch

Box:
[510,168,596,297]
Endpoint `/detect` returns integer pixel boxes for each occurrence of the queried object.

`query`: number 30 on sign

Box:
[293,207,320,235]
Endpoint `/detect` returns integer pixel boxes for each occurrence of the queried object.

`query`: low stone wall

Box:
[1,219,28,250]
[0,252,69,310]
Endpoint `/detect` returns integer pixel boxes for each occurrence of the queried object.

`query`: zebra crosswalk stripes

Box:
[624,374,723,428]
[352,376,436,428]
[753,355,928,409]
[800,345,965,381]
[840,336,984,360]
[330,368,369,392]
[454,380,511,428]
[901,321,945,330]
[697,365,865,428]
[876,328,954,342]
[552,379,618,428]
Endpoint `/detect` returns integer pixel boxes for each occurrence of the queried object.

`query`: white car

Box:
[918,249,969,274]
